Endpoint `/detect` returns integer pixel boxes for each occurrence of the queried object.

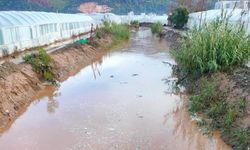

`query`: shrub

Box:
[151,22,163,37]
[23,48,56,84]
[173,20,250,75]
[169,7,189,29]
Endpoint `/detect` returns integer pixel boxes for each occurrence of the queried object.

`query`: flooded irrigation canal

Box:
[0,28,231,150]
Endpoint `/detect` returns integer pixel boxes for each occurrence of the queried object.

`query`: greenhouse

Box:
[187,9,250,33]
[0,11,169,57]
[129,14,168,25]
[0,11,95,57]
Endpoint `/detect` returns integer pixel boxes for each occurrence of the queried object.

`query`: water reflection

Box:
[91,63,101,80]
[33,86,60,114]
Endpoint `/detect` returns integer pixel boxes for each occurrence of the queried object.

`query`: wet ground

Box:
[0,28,232,150]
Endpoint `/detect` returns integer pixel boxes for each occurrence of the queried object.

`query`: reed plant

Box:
[151,22,163,37]
[173,19,250,75]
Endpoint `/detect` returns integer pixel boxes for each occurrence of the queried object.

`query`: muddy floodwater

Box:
[0,28,231,150]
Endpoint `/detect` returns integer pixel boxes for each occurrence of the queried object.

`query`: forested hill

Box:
[0,0,169,14]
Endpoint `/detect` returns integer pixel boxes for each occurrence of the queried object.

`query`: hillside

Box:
[0,0,169,14]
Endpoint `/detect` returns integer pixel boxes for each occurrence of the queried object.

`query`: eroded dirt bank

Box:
[0,36,112,132]
[164,27,250,149]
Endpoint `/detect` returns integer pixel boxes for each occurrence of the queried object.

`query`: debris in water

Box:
[108,128,115,131]
[132,74,139,77]
[85,131,91,135]
[162,61,173,66]
[110,75,114,78]
[136,113,144,119]
[120,82,128,84]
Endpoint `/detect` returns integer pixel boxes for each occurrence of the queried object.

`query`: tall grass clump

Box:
[96,20,130,46]
[23,48,56,84]
[173,19,250,75]
[151,22,163,37]
[111,23,130,44]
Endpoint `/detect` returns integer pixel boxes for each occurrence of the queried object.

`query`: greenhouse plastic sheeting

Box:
[0,11,96,57]
[0,11,169,58]
[129,14,168,25]
[187,9,250,33]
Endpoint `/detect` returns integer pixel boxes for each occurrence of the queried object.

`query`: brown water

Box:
[0,28,231,150]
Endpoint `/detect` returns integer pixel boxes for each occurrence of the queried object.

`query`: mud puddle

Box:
[0,28,231,150]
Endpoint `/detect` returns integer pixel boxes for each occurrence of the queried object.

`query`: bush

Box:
[169,7,189,29]
[23,48,56,84]
[173,20,250,75]
[151,22,163,37]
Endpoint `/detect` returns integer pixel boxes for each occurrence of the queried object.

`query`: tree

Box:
[169,7,189,29]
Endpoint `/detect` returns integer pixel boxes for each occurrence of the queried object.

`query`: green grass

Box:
[95,21,130,47]
[189,77,248,150]
[23,49,56,84]
[173,20,250,75]
[151,22,163,37]
[172,18,250,150]
[223,128,249,150]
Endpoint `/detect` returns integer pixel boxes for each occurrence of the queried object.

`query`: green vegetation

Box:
[169,7,189,29]
[151,22,163,37]
[23,49,56,84]
[96,21,130,47]
[50,0,69,9]
[172,19,250,149]
[189,77,248,150]
[130,20,140,28]
[173,20,250,75]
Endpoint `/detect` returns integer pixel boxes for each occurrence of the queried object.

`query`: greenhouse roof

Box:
[189,9,250,22]
[0,11,94,28]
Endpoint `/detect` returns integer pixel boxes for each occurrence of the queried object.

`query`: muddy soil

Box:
[0,63,42,131]
[166,27,250,149]
[162,27,185,50]
[51,35,112,81]
[0,35,113,132]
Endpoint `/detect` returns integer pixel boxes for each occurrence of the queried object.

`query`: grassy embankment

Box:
[151,22,164,37]
[95,21,130,48]
[173,20,250,150]
[23,22,130,84]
